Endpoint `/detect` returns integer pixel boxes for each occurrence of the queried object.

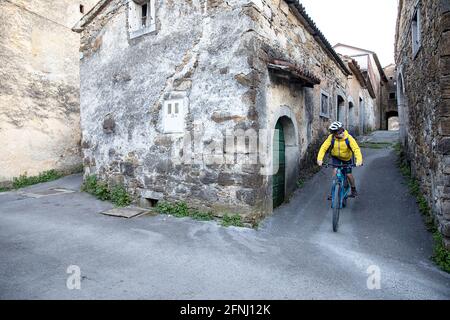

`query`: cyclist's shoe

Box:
[350,188,358,198]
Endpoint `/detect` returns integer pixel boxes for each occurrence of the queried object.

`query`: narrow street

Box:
[0,131,449,299]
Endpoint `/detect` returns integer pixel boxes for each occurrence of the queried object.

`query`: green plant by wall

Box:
[221,214,244,228]
[396,144,449,272]
[156,201,213,221]
[190,210,214,221]
[110,185,132,207]
[12,170,63,189]
[432,232,450,273]
[156,201,243,226]
[296,179,305,189]
[81,175,109,201]
[360,142,393,149]
[81,175,132,207]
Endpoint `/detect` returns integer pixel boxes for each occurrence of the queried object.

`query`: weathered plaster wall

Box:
[79,0,357,220]
[0,0,97,182]
[395,0,450,248]
[346,75,365,137]
[80,0,264,220]
[334,45,384,132]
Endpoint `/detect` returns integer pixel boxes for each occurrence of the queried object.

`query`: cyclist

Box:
[317,121,363,198]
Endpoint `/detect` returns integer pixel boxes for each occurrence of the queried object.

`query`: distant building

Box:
[0,0,97,183]
[395,0,450,248]
[380,64,399,131]
[334,43,389,132]
[339,55,378,137]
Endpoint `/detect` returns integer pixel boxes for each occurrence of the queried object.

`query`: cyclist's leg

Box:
[347,173,356,188]
[345,161,358,197]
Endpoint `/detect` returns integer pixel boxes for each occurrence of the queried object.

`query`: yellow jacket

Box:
[317,130,363,164]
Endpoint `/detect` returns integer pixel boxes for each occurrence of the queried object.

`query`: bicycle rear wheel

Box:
[332,183,341,232]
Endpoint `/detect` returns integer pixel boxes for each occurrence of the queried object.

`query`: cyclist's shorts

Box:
[331,157,353,174]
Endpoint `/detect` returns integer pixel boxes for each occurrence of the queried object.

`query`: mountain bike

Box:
[324,163,357,232]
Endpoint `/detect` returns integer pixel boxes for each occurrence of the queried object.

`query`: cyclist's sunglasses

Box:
[334,128,345,136]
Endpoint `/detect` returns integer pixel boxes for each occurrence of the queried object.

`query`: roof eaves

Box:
[285,0,351,76]
[334,43,375,55]
[372,53,388,82]
[268,59,321,87]
[72,0,112,33]
[344,56,367,89]
[334,43,388,82]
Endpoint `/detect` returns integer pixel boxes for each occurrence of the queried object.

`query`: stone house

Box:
[0,0,98,183]
[74,0,378,222]
[380,64,399,131]
[339,55,377,137]
[395,0,450,248]
[334,43,389,132]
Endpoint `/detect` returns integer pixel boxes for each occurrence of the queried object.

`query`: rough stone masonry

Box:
[396,0,450,248]
[75,0,377,223]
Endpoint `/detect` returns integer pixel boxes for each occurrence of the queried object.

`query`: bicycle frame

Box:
[326,164,355,209]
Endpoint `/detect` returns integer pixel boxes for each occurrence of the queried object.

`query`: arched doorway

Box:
[348,101,356,136]
[359,97,365,134]
[337,95,345,124]
[272,116,297,209]
[273,121,285,208]
[386,111,399,131]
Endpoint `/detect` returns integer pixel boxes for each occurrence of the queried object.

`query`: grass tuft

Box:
[82,175,132,207]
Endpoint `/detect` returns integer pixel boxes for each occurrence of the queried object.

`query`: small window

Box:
[320,91,330,118]
[128,0,156,39]
[80,4,85,14]
[141,3,148,27]
[389,92,396,100]
[412,4,421,57]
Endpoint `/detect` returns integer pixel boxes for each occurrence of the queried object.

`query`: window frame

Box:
[162,98,186,134]
[128,0,156,40]
[320,90,331,119]
[411,3,422,58]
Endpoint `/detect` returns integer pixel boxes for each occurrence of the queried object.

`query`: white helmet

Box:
[329,121,343,133]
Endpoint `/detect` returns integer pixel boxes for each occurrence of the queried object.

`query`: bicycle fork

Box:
[331,180,350,209]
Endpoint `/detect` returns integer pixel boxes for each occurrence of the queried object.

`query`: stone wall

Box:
[79,0,263,220]
[395,0,450,248]
[0,0,97,182]
[78,0,372,221]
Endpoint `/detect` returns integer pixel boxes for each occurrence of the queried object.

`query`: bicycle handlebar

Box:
[323,163,361,169]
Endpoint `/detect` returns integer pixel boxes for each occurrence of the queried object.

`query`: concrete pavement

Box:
[0,131,449,299]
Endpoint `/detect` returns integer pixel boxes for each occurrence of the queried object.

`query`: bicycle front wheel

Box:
[332,183,341,232]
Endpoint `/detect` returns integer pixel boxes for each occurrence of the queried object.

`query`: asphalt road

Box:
[0,131,449,299]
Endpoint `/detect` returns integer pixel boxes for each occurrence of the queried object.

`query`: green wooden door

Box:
[273,121,286,208]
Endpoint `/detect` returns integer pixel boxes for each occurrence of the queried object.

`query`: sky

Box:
[299,0,398,67]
